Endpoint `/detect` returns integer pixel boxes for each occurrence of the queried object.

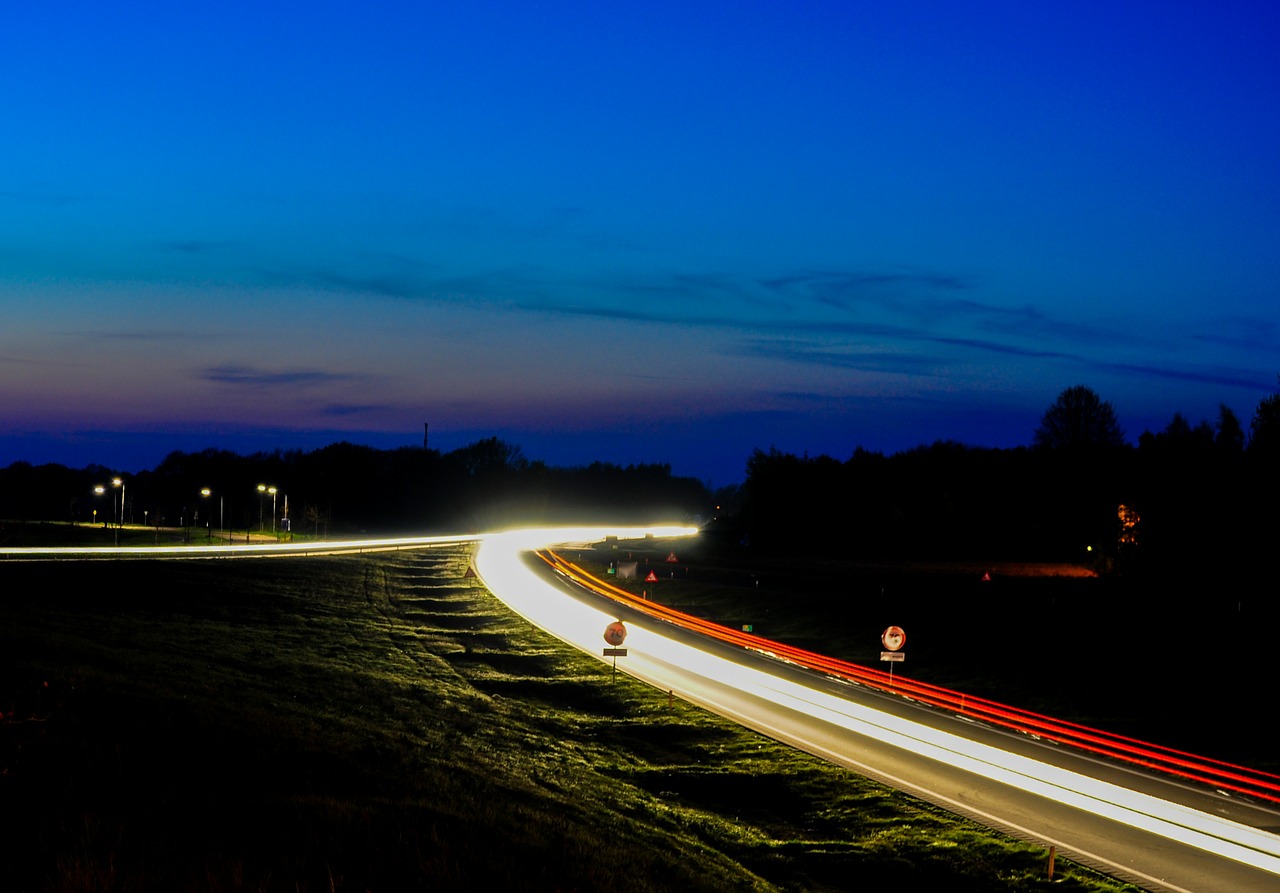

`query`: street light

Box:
[257,484,277,534]
[112,477,125,528]
[202,487,223,541]
[201,488,212,540]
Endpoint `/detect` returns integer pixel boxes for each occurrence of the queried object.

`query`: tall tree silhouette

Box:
[1248,381,1280,456]
[1215,404,1245,454]
[1033,386,1125,450]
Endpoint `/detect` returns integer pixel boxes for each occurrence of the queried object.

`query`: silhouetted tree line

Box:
[5,382,1278,577]
[727,384,1280,580]
[0,436,711,535]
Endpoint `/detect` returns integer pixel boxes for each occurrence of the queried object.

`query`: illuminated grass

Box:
[0,548,1137,892]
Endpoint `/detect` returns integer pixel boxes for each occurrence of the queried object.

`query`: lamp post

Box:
[201,488,213,540]
[210,488,223,541]
[93,485,106,540]
[257,484,278,535]
[112,477,125,528]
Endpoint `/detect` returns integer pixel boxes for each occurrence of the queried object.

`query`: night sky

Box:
[3,2,1278,486]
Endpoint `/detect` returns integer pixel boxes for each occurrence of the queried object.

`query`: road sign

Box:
[603,621,627,646]
[603,648,628,657]
[880,651,905,662]
[881,625,906,651]
[665,552,678,562]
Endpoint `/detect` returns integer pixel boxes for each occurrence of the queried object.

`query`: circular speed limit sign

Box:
[603,621,627,647]
[881,625,906,652]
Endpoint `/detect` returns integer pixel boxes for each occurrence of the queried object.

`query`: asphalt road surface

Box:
[473,533,1280,893]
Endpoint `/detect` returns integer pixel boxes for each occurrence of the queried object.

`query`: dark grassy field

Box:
[0,537,1140,892]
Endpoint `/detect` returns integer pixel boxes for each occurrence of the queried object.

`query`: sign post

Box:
[603,621,628,679]
[880,625,906,687]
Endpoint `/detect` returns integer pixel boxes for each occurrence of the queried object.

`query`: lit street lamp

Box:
[257,484,278,534]
[201,488,213,540]
[204,487,223,541]
[112,477,125,528]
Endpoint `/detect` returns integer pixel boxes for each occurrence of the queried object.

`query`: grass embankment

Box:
[0,544,1136,892]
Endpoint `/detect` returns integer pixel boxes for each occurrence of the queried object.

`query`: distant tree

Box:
[449,437,527,476]
[1166,412,1191,440]
[1249,383,1280,456]
[1154,413,1214,451]
[1215,404,1245,454]
[1033,386,1125,450]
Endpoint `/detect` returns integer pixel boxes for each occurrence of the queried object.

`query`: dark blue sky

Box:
[3,1,1278,486]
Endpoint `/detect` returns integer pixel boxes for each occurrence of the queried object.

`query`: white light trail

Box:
[13,523,1278,878]
[472,527,1280,878]
[0,533,482,559]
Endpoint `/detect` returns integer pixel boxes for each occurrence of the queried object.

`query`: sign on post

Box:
[880,625,906,686]
[603,621,628,679]
[881,626,905,651]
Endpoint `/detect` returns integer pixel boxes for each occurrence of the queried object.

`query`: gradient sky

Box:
[3,1,1278,486]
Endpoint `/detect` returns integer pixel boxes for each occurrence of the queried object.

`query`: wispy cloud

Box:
[201,365,360,388]
[740,339,943,375]
[928,336,1073,359]
[1191,324,1279,355]
[320,403,390,417]
[761,270,969,311]
[115,245,1277,401]
[736,326,1273,394]
[98,329,215,342]
[1088,360,1274,392]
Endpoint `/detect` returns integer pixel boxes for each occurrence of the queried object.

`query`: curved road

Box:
[9,526,1279,892]
[471,530,1280,893]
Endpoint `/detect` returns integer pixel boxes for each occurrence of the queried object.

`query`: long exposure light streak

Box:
[9,525,1279,880]
[540,552,1280,806]
[0,533,482,560]
[471,530,1280,878]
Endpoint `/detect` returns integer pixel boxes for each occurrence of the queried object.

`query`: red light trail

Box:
[538,550,1280,806]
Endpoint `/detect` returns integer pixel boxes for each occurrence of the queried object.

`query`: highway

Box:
[471,529,1280,893]
[9,525,1280,892]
